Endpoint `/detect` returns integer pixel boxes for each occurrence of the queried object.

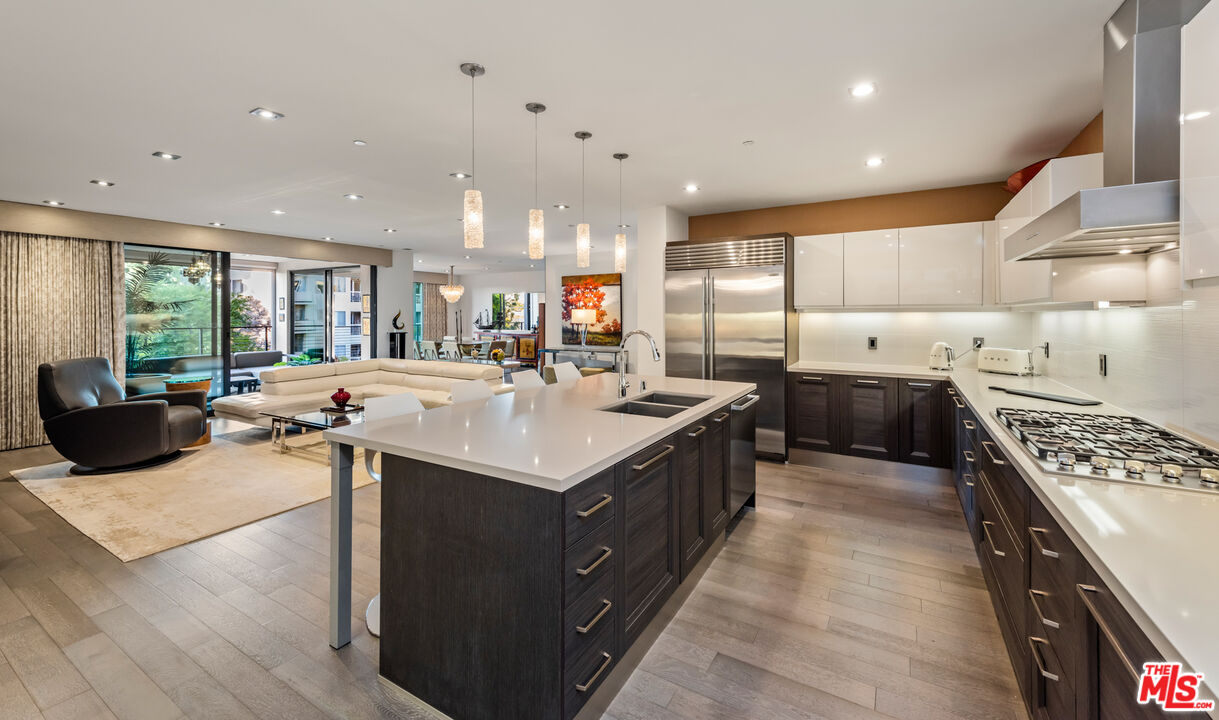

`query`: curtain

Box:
[421,282,448,340]
[0,232,125,450]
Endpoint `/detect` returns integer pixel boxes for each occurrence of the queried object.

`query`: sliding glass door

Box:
[289,266,368,363]
[290,270,328,362]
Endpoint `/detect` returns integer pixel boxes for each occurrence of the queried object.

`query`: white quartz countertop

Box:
[323,373,754,492]
[947,367,1219,704]
[787,360,953,381]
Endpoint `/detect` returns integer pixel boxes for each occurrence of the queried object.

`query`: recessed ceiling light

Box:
[521,250,527,255]
[684,184,700,193]
[742,140,755,146]
[249,107,284,120]
[42,200,64,206]
[384,228,397,233]
[323,236,334,241]
[449,172,471,179]
[89,179,115,187]
[618,224,631,229]
[1119,248,1134,254]
[865,156,885,168]
[553,203,570,210]
[849,82,877,98]
[152,151,181,160]
[1184,110,1211,122]
[464,255,471,259]
[530,264,535,268]
[417,258,423,263]
[343,193,363,200]
[209,222,225,227]
[353,139,367,146]
[270,209,286,215]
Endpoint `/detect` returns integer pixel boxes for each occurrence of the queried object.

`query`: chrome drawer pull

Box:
[687,426,706,438]
[575,494,612,519]
[953,396,966,409]
[981,441,1007,465]
[576,600,612,634]
[1029,527,1059,559]
[947,386,957,394]
[963,473,975,488]
[576,547,612,576]
[1078,584,1140,682]
[1028,637,1059,682]
[632,444,674,471]
[963,419,976,430]
[963,450,976,463]
[713,412,730,423]
[856,379,880,384]
[800,376,823,382]
[576,652,612,692]
[908,382,933,388]
[981,521,1005,557]
[1029,589,1060,629]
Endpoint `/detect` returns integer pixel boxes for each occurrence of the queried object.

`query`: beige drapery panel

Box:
[421,282,448,340]
[0,232,125,450]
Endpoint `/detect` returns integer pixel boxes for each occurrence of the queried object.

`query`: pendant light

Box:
[526,103,546,259]
[613,152,629,273]
[460,63,485,249]
[440,265,465,303]
[575,131,591,268]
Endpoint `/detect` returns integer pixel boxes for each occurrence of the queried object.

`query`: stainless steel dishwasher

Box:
[729,394,759,517]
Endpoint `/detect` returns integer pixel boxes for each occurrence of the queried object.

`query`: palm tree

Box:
[125,252,189,372]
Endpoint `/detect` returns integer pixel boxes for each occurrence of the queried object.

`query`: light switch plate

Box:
[973,337,985,349]
[867,336,878,350]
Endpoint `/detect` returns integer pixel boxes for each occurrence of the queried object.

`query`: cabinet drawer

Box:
[563,605,616,719]
[1028,634,1073,718]
[1027,584,1077,693]
[564,518,615,604]
[1029,499,1080,599]
[954,397,977,451]
[977,475,1025,646]
[977,431,1027,554]
[564,566,616,660]
[563,467,616,548]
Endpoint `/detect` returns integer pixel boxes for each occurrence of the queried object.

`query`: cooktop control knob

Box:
[1126,460,1146,478]
[1201,469,1219,488]
[1090,457,1112,474]
[1057,452,1076,469]
[1161,464,1184,483]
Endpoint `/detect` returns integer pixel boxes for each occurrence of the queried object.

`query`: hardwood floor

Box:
[0,435,1024,720]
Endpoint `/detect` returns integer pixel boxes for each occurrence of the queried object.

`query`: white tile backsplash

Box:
[798,311,1035,368]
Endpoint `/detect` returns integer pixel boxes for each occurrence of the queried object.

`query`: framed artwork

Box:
[278,297,285,310]
[277,312,286,322]
[361,317,371,336]
[361,294,371,313]
[560,273,622,346]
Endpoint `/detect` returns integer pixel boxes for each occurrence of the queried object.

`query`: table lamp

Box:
[571,308,596,348]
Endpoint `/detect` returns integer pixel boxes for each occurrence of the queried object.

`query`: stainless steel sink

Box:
[600,401,686,418]
[633,392,711,407]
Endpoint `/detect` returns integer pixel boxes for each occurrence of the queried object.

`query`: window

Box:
[350,343,362,359]
[335,310,347,326]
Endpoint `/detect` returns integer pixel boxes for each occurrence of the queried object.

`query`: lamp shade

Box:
[614,233,626,273]
[528,208,544,259]
[576,223,590,268]
[571,308,597,325]
[463,189,484,248]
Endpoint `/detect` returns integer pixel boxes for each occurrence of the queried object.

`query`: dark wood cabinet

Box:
[618,437,680,647]
[839,375,899,461]
[898,379,943,466]
[703,404,731,540]
[677,420,707,582]
[788,373,836,452]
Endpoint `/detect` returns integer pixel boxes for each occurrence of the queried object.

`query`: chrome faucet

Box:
[618,329,661,397]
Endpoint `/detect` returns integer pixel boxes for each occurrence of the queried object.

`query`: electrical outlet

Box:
[1099,353,1108,377]
[867,336,878,350]
[973,337,985,349]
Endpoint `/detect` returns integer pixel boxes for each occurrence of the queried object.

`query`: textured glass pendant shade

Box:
[528,208,545,259]
[576,223,591,268]
[440,265,465,303]
[463,189,484,249]
[614,233,626,273]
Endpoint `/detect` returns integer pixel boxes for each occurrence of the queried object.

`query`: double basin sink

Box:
[600,391,712,418]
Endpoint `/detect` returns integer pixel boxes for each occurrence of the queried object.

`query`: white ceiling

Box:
[0,0,1119,274]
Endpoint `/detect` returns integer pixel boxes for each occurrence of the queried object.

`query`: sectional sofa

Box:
[211,358,510,426]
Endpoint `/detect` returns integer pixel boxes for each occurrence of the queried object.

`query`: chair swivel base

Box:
[69,450,184,476]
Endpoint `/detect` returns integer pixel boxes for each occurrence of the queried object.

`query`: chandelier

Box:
[181,255,211,285]
[440,265,465,303]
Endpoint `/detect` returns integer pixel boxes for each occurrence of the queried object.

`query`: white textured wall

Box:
[798,311,1035,368]
[375,250,413,357]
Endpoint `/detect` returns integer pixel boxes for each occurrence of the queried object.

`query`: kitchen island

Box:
[323,373,756,720]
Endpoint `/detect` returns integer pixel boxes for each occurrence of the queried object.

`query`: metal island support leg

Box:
[329,440,353,649]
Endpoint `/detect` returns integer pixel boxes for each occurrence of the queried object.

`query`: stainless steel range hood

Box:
[1006,0,1208,262]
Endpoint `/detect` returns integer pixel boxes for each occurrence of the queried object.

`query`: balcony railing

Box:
[128,325,273,357]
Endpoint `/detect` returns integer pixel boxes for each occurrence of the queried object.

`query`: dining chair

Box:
[551,361,583,383]
[489,340,507,357]
[449,379,494,404]
[502,337,517,358]
[359,391,424,638]
[440,341,460,360]
[477,341,493,359]
[511,369,546,389]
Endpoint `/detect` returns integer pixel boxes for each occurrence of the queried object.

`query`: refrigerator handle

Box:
[700,274,708,379]
[708,275,716,379]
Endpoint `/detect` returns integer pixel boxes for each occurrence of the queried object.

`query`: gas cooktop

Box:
[994,407,1219,493]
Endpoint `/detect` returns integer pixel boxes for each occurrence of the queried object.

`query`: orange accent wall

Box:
[687,182,1012,240]
[1057,112,1103,157]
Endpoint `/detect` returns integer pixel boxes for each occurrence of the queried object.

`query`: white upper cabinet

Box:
[792,234,844,307]
[843,230,899,306]
[1182,0,1219,284]
[898,222,985,305]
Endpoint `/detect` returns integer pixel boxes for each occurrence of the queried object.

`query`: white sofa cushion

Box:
[211,391,335,421]
[379,358,501,381]
[335,359,382,375]
[261,363,335,384]
[263,374,350,396]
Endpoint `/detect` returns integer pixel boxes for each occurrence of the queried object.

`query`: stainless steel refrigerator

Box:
[664,234,791,462]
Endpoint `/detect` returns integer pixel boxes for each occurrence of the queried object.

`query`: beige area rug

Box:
[10,428,374,562]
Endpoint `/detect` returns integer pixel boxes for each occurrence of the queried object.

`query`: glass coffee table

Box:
[261,408,364,458]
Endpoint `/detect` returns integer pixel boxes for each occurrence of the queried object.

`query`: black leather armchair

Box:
[37,357,207,474]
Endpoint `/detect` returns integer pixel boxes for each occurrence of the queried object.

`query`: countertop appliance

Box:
[1006,0,1207,261]
[929,342,955,370]
[729,394,759,516]
[665,234,791,460]
[996,407,1219,494]
[977,347,1035,376]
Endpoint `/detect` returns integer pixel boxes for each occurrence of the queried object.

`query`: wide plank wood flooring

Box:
[0,434,1024,720]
